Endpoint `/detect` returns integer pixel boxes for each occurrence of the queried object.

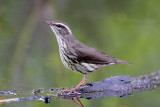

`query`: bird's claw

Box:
[59,89,81,95]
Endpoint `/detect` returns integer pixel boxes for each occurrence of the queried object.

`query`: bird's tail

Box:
[116,59,133,65]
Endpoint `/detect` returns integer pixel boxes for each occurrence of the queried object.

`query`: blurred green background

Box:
[0,0,160,107]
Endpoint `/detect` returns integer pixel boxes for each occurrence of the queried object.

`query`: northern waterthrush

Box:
[43,20,132,94]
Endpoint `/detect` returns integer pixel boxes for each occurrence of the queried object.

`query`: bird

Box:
[43,20,132,94]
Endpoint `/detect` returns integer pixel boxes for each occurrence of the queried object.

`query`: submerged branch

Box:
[0,71,160,104]
[77,71,160,93]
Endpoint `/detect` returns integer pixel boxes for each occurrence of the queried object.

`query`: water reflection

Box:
[1,71,160,107]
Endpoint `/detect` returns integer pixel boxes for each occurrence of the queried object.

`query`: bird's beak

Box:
[43,20,53,26]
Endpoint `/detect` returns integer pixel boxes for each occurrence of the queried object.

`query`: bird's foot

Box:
[59,89,81,95]
[59,74,88,95]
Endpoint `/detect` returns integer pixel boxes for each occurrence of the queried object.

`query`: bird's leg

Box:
[71,74,88,93]
[71,98,84,107]
[60,74,88,94]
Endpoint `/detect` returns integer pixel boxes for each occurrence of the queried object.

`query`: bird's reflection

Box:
[71,98,84,107]
[58,87,154,107]
[1,71,160,107]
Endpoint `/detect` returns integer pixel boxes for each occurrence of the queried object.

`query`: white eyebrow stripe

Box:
[55,23,72,34]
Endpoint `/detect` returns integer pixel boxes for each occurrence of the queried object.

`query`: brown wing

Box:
[67,35,131,65]
[71,41,117,64]
[76,48,117,64]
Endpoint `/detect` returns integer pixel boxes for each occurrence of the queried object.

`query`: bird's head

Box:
[43,20,72,36]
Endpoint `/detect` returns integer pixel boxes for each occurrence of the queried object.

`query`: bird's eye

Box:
[56,24,62,28]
